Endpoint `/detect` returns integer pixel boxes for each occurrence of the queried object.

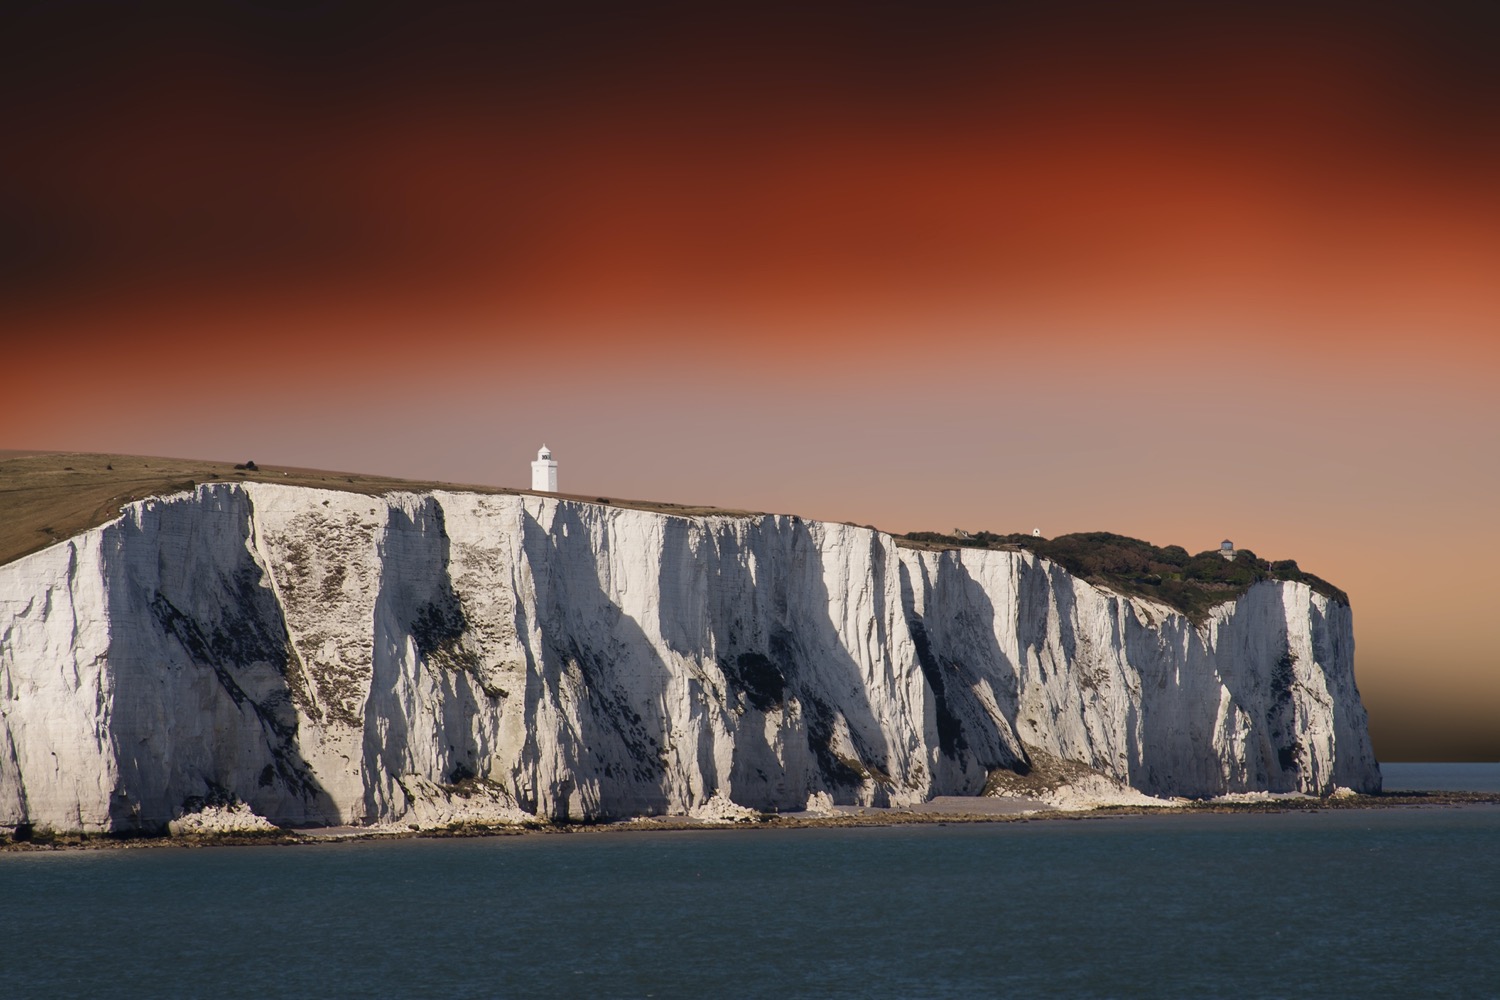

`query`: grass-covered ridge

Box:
[1,453,1345,625]
[0,451,760,568]
[898,530,1348,622]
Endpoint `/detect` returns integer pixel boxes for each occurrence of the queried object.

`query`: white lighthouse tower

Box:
[531,445,558,492]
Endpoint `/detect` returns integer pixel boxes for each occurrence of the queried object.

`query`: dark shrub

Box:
[898,529,1347,621]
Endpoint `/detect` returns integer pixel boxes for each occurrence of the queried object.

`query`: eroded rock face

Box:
[0,484,1380,833]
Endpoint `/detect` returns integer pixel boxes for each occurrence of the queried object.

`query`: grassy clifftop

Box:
[0,451,754,568]
[898,530,1347,622]
[2,454,1346,626]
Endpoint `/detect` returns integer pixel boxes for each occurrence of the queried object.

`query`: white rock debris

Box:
[1033,776,1184,812]
[166,801,278,836]
[0,484,1380,834]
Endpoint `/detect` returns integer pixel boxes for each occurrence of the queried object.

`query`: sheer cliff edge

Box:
[0,483,1380,834]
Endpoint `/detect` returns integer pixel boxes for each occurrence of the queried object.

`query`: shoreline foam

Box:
[6,791,1496,853]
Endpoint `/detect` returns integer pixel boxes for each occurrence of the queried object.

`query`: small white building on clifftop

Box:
[531,445,558,492]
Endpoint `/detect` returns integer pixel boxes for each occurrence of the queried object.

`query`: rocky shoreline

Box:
[5,791,1496,853]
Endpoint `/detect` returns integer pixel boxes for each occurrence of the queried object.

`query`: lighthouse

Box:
[531,445,558,492]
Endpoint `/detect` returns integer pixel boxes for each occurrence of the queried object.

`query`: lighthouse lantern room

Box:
[531,445,558,492]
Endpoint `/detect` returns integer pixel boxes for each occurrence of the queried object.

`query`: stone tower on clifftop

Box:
[531,445,558,492]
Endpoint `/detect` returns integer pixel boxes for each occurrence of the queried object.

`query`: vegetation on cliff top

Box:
[0,451,756,568]
[2,454,1347,625]
[897,530,1348,622]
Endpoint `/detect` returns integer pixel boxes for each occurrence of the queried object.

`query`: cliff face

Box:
[0,484,1380,833]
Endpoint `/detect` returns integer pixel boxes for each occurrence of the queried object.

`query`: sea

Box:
[2,763,1497,999]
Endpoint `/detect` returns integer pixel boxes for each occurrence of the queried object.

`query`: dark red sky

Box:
[3,1,1498,759]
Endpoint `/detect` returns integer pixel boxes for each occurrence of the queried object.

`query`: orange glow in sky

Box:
[3,1,1497,758]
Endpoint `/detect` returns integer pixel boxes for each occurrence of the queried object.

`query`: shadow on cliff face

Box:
[901,552,1029,791]
[104,486,337,832]
[1210,583,1307,794]
[666,516,902,809]
[659,517,778,805]
[365,496,499,822]
[658,516,739,804]
[787,522,910,806]
[518,502,675,820]
[1312,599,1381,793]
[1014,556,1079,683]
[1121,582,1325,797]
[1199,584,1379,796]
[1121,604,1223,797]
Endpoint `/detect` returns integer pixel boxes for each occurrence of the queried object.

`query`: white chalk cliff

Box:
[0,484,1380,834]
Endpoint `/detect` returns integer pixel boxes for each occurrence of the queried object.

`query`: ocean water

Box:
[1382,761,1500,793]
[3,773,1498,998]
